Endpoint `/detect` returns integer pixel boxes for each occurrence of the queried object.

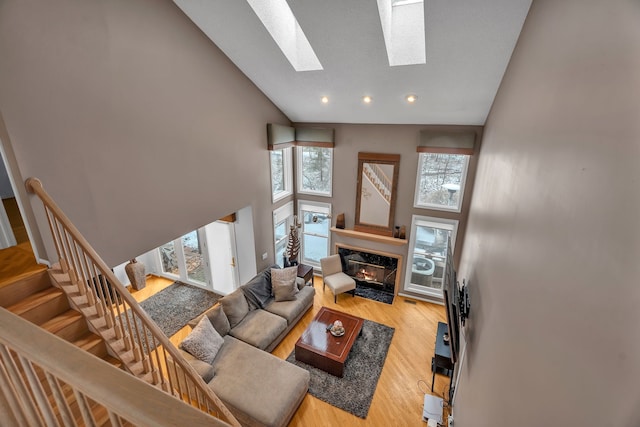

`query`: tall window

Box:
[403,215,458,300]
[298,200,331,268]
[414,153,469,212]
[273,202,294,267]
[297,146,333,196]
[271,147,293,202]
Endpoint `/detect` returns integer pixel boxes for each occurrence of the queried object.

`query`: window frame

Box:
[413,152,470,213]
[270,147,293,203]
[296,146,333,197]
[402,215,459,301]
[273,201,295,267]
[297,200,332,269]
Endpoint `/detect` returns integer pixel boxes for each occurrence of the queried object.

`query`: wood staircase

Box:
[13,177,239,426]
[0,269,129,426]
[0,269,119,367]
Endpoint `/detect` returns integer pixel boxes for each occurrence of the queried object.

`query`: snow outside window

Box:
[414,153,469,212]
[297,146,333,196]
[271,147,293,203]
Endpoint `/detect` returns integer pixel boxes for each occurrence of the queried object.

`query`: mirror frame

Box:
[354,152,401,237]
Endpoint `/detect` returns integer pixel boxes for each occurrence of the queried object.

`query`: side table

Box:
[297,264,314,286]
[431,321,454,392]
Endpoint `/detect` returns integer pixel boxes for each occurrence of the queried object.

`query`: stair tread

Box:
[73,331,103,351]
[6,287,66,316]
[40,309,84,334]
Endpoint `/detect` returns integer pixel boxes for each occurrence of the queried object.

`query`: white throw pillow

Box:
[179,316,224,364]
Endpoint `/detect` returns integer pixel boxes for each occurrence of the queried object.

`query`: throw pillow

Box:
[219,289,250,328]
[241,265,279,309]
[179,316,224,365]
[271,266,299,302]
[188,304,231,337]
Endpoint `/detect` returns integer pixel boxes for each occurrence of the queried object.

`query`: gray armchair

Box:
[320,254,356,303]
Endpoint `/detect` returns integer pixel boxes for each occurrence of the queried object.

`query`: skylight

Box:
[246,0,323,72]
[377,0,426,66]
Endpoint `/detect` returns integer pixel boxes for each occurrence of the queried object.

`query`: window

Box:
[298,200,331,268]
[271,147,293,202]
[273,202,294,267]
[157,230,210,288]
[296,146,333,196]
[414,153,469,212]
[402,215,458,300]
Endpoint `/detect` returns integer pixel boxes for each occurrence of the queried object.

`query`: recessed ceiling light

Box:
[406,95,418,103]
[363,96,372,104]
[321,96,329,104]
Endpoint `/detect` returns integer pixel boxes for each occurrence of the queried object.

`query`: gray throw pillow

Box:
[188,304,230,337]
[220,289,250,328]
[271,266,299,302]
[179,316,224,364]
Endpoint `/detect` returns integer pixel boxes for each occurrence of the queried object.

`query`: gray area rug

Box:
[355,283,394,305]
[286,319,394,419]
[139,281,222,337]
[119,281,222,350]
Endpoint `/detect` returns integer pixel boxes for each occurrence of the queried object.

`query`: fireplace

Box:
[336,244,401,296]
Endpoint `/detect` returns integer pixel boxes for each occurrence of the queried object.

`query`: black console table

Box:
[431,322,454,392]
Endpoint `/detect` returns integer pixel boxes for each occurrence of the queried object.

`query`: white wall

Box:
[0,0,289,269]
[455,1,640,426]
[235,205,258,285]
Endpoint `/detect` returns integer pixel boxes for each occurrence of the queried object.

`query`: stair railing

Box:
[0,307,230,427]
[25,177,239,427]
[362,163,392,204]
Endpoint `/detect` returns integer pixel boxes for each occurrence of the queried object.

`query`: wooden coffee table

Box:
[294,306,364,377]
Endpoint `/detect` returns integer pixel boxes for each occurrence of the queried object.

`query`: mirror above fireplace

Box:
[354,152,400,237]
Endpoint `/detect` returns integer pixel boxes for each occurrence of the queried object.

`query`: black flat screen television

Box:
[442,237,460,364]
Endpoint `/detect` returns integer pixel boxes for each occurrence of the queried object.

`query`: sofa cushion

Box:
[220,289,250,328]
[264,286,315,325]
[228,309,287,350]
[241,265,278,309]
[180,317,224,364]
[179,349,216,382]
[209,336,309,427]
[188,304,230,337]
[271,266,299,302]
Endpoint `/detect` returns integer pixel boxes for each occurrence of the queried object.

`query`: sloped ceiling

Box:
[174,0,532,125]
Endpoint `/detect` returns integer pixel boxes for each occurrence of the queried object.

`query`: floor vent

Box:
[403,299,416,305]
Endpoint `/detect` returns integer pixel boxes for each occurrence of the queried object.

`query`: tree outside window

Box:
[271,148,292,202]
[415,153,469,212]
[297,146,332,196]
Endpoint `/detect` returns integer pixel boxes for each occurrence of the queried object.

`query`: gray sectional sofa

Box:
[178,265,315,427]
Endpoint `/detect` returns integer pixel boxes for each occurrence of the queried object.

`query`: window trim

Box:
[273,201,294,267]
[271,147,293,203]
[297,200,332,268]
[296,146,333,197]
[413,153,470,213]
[402,215,459,300]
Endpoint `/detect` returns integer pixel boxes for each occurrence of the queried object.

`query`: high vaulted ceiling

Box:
[174,0,532,125]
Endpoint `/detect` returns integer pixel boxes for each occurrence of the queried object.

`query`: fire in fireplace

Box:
[337,246,399,295]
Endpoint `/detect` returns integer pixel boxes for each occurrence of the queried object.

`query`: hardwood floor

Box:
[134,275,452,426]
[0,241,46,287]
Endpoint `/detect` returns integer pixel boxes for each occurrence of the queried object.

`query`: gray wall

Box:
[455,1,640,426]
[294,123,482,289]
[0,0,289,268]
